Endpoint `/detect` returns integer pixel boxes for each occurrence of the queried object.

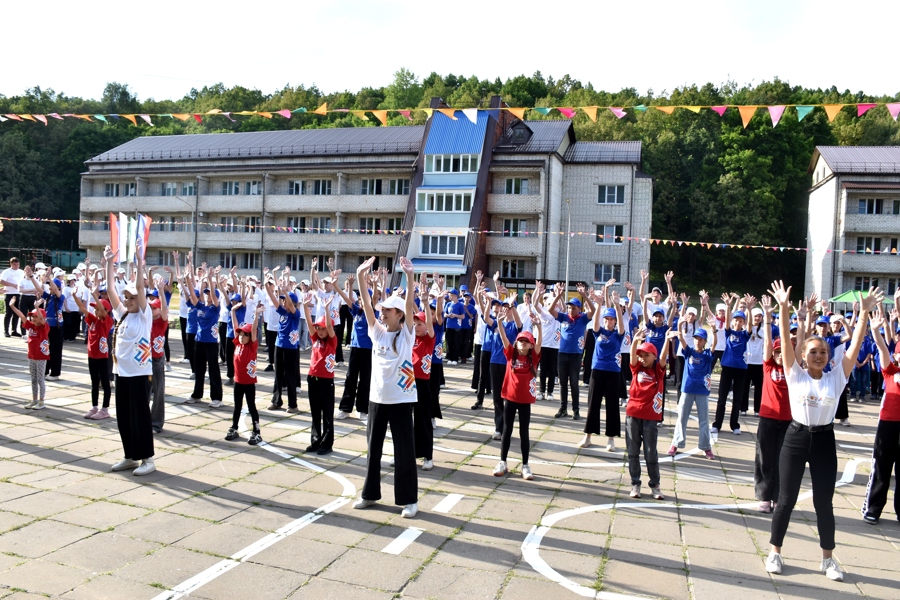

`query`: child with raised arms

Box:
[226,302,264,445]
[301,289,338,454]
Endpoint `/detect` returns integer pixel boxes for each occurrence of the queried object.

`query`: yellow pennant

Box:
[683,106,702,113]
[372,110,388,125]
[437,108,457,120]
[581,106,598,122]
[19,114,36,121]
[350,110,369,121]
[422,108,433,118]
[738,106,758,128]
[206,109,222,114]
[823,104,844,122]
[236,110,256,116]
[313,102,328,116]
[655,106,675,114]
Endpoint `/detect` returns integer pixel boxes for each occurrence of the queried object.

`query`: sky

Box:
[3,0,897,104]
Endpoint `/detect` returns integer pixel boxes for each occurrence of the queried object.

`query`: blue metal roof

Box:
[415,185,477,190]
[423,111,489,156]
[410,258,467,275]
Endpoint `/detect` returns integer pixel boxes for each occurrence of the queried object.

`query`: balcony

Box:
[199,195,263,213]
[80,195,195,213]
[487,193,543,214]
[145,230,194,248]
[485,234,542,257]
[197,230,262,250]
[78,228,109,248]
[843,213,900,235]
[840,251,900,273]
[264,231,402,254]
[265,193,408,214]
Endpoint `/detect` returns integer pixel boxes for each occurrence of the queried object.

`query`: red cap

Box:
[91,299,113,313]
[30,308,46,319]
[413,311,427,322]
[238,323,253,333]
[515,331,536,345]
[148,298,162,309]
[313,318,327,328]
[772,338,782,350]
[637,342,658,358]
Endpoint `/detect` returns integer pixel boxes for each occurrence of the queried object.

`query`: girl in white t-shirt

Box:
[765,280,882,583]
[352,256,420,519]
[103,243,156,477]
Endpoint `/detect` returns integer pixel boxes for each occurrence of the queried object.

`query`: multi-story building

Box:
[805,146,900,301]
[79,97,652,289]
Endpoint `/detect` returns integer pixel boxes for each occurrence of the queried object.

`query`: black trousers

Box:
[585,369,622,437]
[770,423,837,550]
[711,349,723,371]
[539,347,558,395]
[445,328,460,362]
[341,305,353,346]
[4,293,20,334]
[88,356,111,408]
[428,363,443,420]
[836,385,850,420]
[231,382,259,430]
[489,363,507,433]
[46,326,63,377]
[115,374,154,461]
[272,346,299,408]
[755,417,791,502]
[333,323,345,363]
[340,347,372,414]
[619,353,631,400]
[713,366,746,431]
[414,378,433,460]
[362,402,417,505]
[501,400,531,463]
[862,420,900,519]
[742,363,764,413]
[265,330,277,365]
[217,322,227,362]
[471,344,483,390]
[192,341,223,401]
[475,348,493,402]
[307,375,335,450]
[674,355,685,395]
[179,317,188,359]
[225,336,235,380]
[871,370,885,398]
[581,334,595,385]
[185,332,196,373]
[63,311,80,341]
[163,325,170,362]
[461,328,473,361]
[16,295,35,335]
[557,351,582,412]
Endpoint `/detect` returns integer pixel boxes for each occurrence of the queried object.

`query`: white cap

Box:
[53,267,64,275]
[88,264,99,271]
[289,276,297,283]
[830,314,842,324]
[686,307,698,316]
[751,308,764,317]
[35,262,47,269]
[300,279,310,286]
[322,277,334,284]
[123,284,139,296]
[375,295,406,313]
[117,267,126,274]
[66,274,76,281]
[76,263,86,270]
[715,303,727,312]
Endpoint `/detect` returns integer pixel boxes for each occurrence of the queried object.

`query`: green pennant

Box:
[633,104,648,112]
[93,114,108,123]
[291,107,307,114]
[796,106,814,121]
[533,107,551,116]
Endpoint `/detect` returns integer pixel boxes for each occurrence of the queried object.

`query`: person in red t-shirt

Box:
[302,293,337,455]
[755,295,793,513]
[493,307,542,481]
[73,290,114,419]
[7,298,49,409]
[626,330,672,500]
[227,303,264,446]
[862,310,900,524]
[148,276,170,433]
[412,282,437,470]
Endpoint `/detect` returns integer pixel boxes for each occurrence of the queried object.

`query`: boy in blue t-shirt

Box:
[669,314,718,459]
[711,294,751,435]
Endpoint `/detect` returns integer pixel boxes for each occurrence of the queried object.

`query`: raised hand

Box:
[664,271,674,283]
[767,281,791,307]
[706,316,717,328]
[640,269,648,281]
[720,292,731,304]
[623,280,635,291]
[475,270,483,282]
[102,245,115,261]
[399,256,415,276]
[860,287,884,312]
[760,294,774,316]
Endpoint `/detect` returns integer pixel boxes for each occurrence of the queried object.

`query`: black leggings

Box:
[713,365,746,431]
[863,420,900,519]
[770,423,837,550]
[490,363,507,433]
[179,317,188,359]
[557,351,582,411]
[4,293,20,334]
[231,382,259,429]
[307,375,335,450]
[46,326,63,377]
[585,369,622,437]
[225,336,235,379]
[272,346,299,408]
[414,378,433,460]
[192,341,223,401]
[88,357,111,408]
[428,363,443,419]
[339,346,372,414]
[476,348,492,402]
[755,416,791,503]
[743,363,764,413]
[163,326,170,362]
[500,400,531,464]
[539,347,558,395]
[185,332,196,372]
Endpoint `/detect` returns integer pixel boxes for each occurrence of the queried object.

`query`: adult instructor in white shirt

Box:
[1,257,24,337]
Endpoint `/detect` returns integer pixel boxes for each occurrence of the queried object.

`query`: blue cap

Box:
[844,312,853,318]
[53,278,63,288]
[490,298,502,306]
[429,300,437,309]
[149,289,159,297]
[652,307,665,316]
[231,293,242,302]
[816,316,830,325]
[602,308,617,319]
[790,323,798,331]
[693,328,708,340]
[732,311,747,320]
[459,285,468,291]
[567,298,582,309]
[449,288,459,296]
[287,292,299,303]
[98,285,107,293]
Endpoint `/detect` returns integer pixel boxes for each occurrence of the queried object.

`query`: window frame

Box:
[593,264,622,284]
[420,235,466,257]
[597,185,626,205]
[596,224,624,245]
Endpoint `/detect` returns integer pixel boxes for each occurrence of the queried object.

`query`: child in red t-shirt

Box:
[149,289,170,433]
[493,310,542,480]
[73,292,114,419]
[8,298,49,409]
[862,313,900,523]
[626,330,673,500]
[412,294,436,471]
[226,303,264,445]
[302,295,337,455]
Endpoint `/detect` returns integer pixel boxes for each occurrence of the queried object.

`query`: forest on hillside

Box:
[1,70,898,288]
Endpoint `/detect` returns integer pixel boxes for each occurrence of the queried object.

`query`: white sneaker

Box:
[733,428,741,435]
[521,464,534,480]
[422,459,434,471]
[840,419,851,427]
[606,438,616,452]
[165,363,173,372]
[821,557,844,581]
[630,484,641,498]
[111,458,141,472]
[535,392,544,401]
[492,431,502,440]
[24,400,35,409]
[766,551,783,574]
[336,411,350,420]
[401,503,418,518]
[184,397,198,404]
[133,459,156,476]
[210,400,223,408]
[709,426,719,434]
[353,497,376,509]
[358,412,367,421]
[651,486,664,500]
[547,393,555,402]
[493,460,508,477]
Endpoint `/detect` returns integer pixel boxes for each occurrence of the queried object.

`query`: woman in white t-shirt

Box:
[765,280,882,583]
[352,256,420,519]
[103,243,155,477]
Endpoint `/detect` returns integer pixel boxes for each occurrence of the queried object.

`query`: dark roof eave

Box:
[82,159,417,177]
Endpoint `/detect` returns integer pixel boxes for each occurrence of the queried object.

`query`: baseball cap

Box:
[637,342,658,358]
[459,285,469,292]
[816,316,830,325]
[413,311,427,322]
[732,311,747,320]
[123,284,139,296]
[322,277,334,284]
[652,307,665,316]
[148,298,162,309]
[449,288,459,296]
[515,331,536,345]
[117,267,126,274]
[751,308,763,317]
[715,303,727,312]
[651,286,662,294]
[35,262,47,270]
[686,307,698,316]
[773,338,783,350]
[238,323,253,333]
[313,318,327,328]
[300,279,310,286]
[693,328,708,340]
[567,298,582,309]
[602,308,617,319]
[287,292,299,303]
[829,315,842,324]
[230,293,242,302]
[376,295,406,313]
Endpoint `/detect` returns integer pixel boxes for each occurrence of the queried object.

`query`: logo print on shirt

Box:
[40,339,50,356]
[636,371,655,384]
[134,337,151,366]
[434,345,444,360]
[770,370,786,383]
[577,336,585,351]
[289,330,300,345]
[554,329,561,343]
[99,337,108,355]
[704,374,711,390]
[652,392,664,414]
[421,354,432,375]
[615,354,622,368]
[247,360,257,379]
[153,336,165,354]
[325,354,336,373]
[211,325,219,340]
[331,306,340,322]
[397,360,416,394]
[529,378,538,398]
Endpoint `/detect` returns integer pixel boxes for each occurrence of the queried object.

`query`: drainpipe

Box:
[193,176,202,260]
[627,164,636,281]
[261,173,269,280]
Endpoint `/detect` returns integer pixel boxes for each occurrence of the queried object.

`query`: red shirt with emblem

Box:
[502,344,540,404]
[233,339,258,385]
[151,318,169,360]
[84,313,114,359]
[628,361,665,421]
[879,363,900,421]
[760,357,791,421]
[308,333,337,379]
[413,333,436,380]
[24,320,50,361]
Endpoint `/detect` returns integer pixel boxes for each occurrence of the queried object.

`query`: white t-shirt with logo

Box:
[113,304,153,377]
[786,365,847,427]
[369,322,416,405]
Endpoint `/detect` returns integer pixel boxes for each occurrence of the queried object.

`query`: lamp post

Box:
[564,198,571,297]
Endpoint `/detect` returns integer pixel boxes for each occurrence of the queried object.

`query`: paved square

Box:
[0,334,897,599]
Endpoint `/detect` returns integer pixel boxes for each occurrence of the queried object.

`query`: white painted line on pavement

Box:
[432,493,464,514]
[838,443,873,452]
[381,527,424,555]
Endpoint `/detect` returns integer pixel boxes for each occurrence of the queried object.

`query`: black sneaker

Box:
[572,411,581,421]
[305,443,320,453]
[10,332,21,337]
[316,446,333,455]
[863,513,879,524]
[225,427,240,441]
[554,408,569,418]
[248,431,262,446]
[470,402,483,410]
[264,364,274,372]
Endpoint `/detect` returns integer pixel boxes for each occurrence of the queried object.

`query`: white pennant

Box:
[462,108,478,124]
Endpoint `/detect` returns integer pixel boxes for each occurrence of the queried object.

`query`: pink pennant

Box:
[767,105,786,127]
[33,115,48,126]
[557,107,576,119]
[711,106,727,116]
[608,107,627,119]
[48,113,63,120]
[138,114,154,126]
[857,103,877,117]
[888,103,900,121]
[221,112,236,123]
[276,109,292,119]
[398,110,413,121]
[4,114,22,121]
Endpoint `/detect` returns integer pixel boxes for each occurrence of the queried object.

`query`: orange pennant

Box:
[582,106,598,122]
[74,114,93,121]
[313,102,328,116]
[655,106,675,114]
[372,110,388,125]
[172,114,190,121]
[738,106,758,128]
[437,108,457,120]
[257,112,272,119]
[823,104,844,122]
[121,114,137,126]
[507,107,526,120]
[206,109,222,114]
[18,114,36,122]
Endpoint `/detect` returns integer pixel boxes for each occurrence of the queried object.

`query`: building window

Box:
[360,217,381,234]
[309,217,331,234]
[503,219,527,237]
[312,254,328,268]
[288,180,304,195]
[389,179,410,195]
[182,182,195,196]
[161,182,178,196]
[425,154,479,173]
[220,253,238,269]
[104,182,135,197]
[360,256,394,271]
[222,181,241,195]
[593,264,622,283]
[416,191,473,212]
[501,259,524,279]
[386,217,403,231]
[242,253,260,270]
[421,235,465,256]
[286,254,305,271]
[505,178,529,194]
[890,238,899,253]
[245,181,262,196]
[155,251,183,267]
[885,278,898,295]
[894,200,900,215]
[105,183,119,197]
[857,198,886,214]
[152,216,187,232]
[220,217,240,233]
[287,216,305,233]
[101,215,109,231]
[311,180,331,195]
[856,236,882,254]
[361,179,383,195]
[244,216,261,233]
[598,185,625,204]
[596,224,624,245]
[854,276,880,291]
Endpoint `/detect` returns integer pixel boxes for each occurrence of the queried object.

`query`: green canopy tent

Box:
[829,290,895,305]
